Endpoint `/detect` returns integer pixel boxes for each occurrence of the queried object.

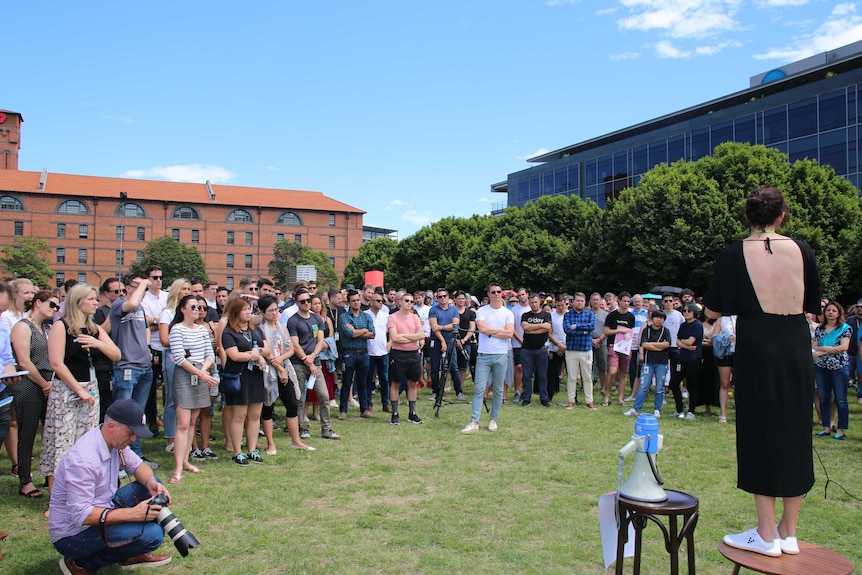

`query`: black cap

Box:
[106,399,153,438]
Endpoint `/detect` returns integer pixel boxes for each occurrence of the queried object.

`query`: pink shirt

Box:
[388,311,423,352]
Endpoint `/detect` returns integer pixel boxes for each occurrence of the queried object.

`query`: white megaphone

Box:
[618,413,667,503]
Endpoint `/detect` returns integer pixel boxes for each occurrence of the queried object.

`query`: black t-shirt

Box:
[458,308,476,342]
[221,326,265,375]
[604,310,635,345]
[639,325,670,365]
[520,310,552,350]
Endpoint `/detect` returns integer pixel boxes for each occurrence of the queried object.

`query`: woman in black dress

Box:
[704,187,822,558]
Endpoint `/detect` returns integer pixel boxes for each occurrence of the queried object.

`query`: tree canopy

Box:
[0,237,54,288]
[129,236,208,285]
[269,240,338,291]
[344,143,862,301]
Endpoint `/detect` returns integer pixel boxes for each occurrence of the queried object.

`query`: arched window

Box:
[172,206,200,220]
[0,195,23,211]
[277,211,303,226]
[58,200,89,214]
[117,202,146,217]
[227,209,254,223]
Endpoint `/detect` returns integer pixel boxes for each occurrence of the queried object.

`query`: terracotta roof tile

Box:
[0,169,363,214]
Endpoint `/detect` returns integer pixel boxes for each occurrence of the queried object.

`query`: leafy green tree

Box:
[129,236,207,284]
[268,241,338,291]
[0,237,54,287]
[342,237,399,289]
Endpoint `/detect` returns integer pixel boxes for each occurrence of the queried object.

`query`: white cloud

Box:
[617,0,742,40]
[655,40,691,58]
[259,166,280,172]
[401,210,433,226]
[122,164,236,184]
[756,0,808,6]
[516,147,550,160]
[390,199,407,207]
[547,0,581,5]
[694,39,743,55]
[610,51,640,60]
[101,113,140,125]
[477,196,489,202]
[754,2,862,61]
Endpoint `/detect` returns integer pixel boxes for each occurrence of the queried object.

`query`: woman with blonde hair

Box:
[158,278,191,453]
[40,284,121,492]
[0,277,35,476]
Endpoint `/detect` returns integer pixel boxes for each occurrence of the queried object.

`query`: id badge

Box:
[123,369,133,382]
[89,365,97,383]
[676,363,682,373]
[643,365,650,375]
[190,374,199,386]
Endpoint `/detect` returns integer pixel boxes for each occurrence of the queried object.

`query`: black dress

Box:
[221,326,266,406]
[703,240,822,497]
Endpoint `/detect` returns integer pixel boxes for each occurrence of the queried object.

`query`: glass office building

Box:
[498,40,862,210]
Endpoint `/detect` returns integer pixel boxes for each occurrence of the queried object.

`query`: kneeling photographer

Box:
[49,400,177,575]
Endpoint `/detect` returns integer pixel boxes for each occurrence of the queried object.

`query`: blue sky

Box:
[5,1,862,238]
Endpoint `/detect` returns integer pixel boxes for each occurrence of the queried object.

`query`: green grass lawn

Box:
[2,383,860,575]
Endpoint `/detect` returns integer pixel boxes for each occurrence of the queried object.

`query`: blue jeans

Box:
[366,354,390,409]
[471,353,507,423]
[53,480,165,571]
[520,347,548,403]
[815,364,850,431]
[430,339,463,396]
[340,352,370,413]
[112,367,154,457]
[162,352,176,440]
[633,363,667,413]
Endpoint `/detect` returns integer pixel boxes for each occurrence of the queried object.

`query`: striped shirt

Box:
[169,324,215,367]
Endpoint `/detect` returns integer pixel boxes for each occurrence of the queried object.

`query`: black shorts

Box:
[390,349,422,383]
[512,347,522,366]
[716,353,734,368]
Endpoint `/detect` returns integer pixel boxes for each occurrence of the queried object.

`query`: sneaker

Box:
[624,396,635,402]
[723,528,781,557]
[408,413,423,425]
[258,429,266,438]
[142,457,159,470]
[681,389,689,399]
[190,449,205,461]
[328,399,338,408]
[321,429,341,440]
[718,416,727,424]
[202,447,218,460]
[623,408,638,417]
[521,401,531,407]
[349,397,360,408]
[488,420,498,432]
[834,433,846,440]
[299,429,311,439]
[10,464,18,477]
[540,400,550,408]
[390,412,400,426]
[778,533,799,555]
[247,449,264,464]
[60,557,95,575]
[684,412,695,421]
[456,393,466,401]
[513,392,521,403]
[461,421,479,434]
[675,412,685,419]
[119,552,172,569]
[654,410,661,419]
[232,453,249,466]
[164,443,175,454]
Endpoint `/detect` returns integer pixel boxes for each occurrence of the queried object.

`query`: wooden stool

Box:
[718,540,853,575]
[615,489,699,575]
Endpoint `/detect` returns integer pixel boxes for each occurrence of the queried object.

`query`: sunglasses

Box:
[402,299,413,303]
[248,287,259,292]
[373,299,383,303]
[437,294,448,299]
[46,301,60,310]
[274,292,282,296]
[189,305,204,311]
[297,298,311,304]
[110,289,126,295]
[149,275,162,280]
[490,290,502,294]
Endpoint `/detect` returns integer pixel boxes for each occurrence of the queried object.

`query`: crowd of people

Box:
[0,187,856,568]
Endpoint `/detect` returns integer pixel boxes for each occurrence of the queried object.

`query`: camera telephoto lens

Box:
[152,495,200,557]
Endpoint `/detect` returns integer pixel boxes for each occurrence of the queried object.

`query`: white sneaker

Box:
[778,534,799,555]
[681,390,689,399]
[624,396,635,402]
[164,443,174,453]
[675,412,685,419]
[461,421,479,434]
[718,416,728,424]
[328,399,338,408]
[349,398,360,408]
[653,410,661,418]
[684,412,695,421]
[488,420,498,432]
[723,528,781,557]
[623,408,638,417]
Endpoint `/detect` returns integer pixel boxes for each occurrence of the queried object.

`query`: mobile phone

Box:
[0,370,29,379]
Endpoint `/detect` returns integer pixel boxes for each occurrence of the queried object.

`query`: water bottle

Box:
[248,345,259,371]
[210,368,220,397]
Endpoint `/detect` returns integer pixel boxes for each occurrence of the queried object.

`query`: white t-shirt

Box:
[510,304,530,349]
[414,304,431,337]
[476,305,514,355]
[550,310,566,351]
[663,309,685,347]
[140,290,168,350]
[364,307,390,357]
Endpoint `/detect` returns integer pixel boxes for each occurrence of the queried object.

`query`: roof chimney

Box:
[0,110,23,170]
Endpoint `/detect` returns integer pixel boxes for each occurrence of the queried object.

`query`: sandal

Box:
[19,487,43,498]
[169,473,182,484]
[602,401,610,407]
[183,465,203,474]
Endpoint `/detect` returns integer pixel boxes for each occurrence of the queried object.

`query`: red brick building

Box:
[0,110,364,289]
